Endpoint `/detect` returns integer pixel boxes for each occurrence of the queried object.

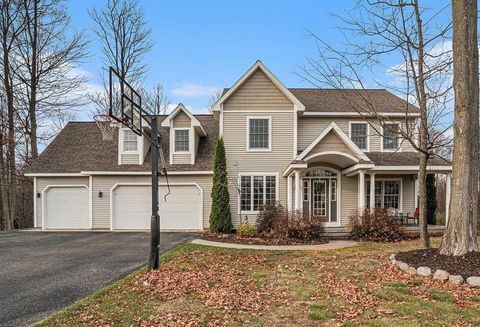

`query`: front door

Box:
[312,179,328,221]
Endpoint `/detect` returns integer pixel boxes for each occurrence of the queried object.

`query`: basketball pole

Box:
[149,115,160,270]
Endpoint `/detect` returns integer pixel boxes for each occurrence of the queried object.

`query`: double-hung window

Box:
[248,117,270,150]
[383,123,400,151]
[174,129,189,152]
[123,130,138,152]
[365,180,401,210]
[240,175,277,212]
[350,123,368,150]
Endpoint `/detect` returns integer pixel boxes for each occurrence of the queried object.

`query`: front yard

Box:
[38,238,480,326]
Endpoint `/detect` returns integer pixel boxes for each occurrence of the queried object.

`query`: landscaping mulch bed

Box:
[396,248,480,277]
[201,231,328,245]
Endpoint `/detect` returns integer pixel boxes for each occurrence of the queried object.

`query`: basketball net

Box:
[93,114,120,141]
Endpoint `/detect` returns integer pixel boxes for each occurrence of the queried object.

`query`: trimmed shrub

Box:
[256,202,286,233]
[349,208,405,242]
[237,223,257,238]
[209,138,233,233]
[288,212,325,241]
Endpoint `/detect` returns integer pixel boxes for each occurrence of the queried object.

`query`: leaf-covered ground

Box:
[37,238,480,326]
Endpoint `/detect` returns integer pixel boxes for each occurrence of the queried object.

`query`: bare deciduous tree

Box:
[439,0,479,256]
[142,83,170,115]
[14,0,88,160]
[300,0,453,248]
[89,0,153,115]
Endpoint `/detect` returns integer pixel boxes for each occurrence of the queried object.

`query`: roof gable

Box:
[161,103,206,136]
[297,122,370,162]
[212,60,305,112]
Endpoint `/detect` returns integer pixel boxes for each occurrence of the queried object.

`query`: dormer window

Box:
[123,130,138,152]
[247,117,271,151]
[174,129,189,152]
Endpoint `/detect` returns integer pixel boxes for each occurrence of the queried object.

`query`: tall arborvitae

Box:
[210,138,233,232]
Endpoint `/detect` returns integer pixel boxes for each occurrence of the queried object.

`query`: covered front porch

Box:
[284,154,452,229]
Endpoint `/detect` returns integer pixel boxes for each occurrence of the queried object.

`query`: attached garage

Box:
[43,186,89,229]
[111,184,203,230]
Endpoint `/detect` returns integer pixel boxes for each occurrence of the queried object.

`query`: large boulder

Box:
[449,275,464,285]
[433,269,450,281]
[466,277,480,288]
[417,266,432,277]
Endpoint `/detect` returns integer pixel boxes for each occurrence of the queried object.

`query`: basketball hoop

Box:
[93,114,120,141]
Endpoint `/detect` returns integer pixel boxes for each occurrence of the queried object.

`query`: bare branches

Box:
[141,83,170,115]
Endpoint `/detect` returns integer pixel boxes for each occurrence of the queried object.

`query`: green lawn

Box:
[37,238,480,326]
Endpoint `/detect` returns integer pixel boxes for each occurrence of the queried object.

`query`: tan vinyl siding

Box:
[341,175,358,226]
[172,111,191,128]
[298,117,417,153]
[91,174,213,229]
[223,110,294,225]
[402,176,416,215]
[224,69,292,110]
[121,153,139,164]
[35,177,89,228]
[172,153,191,164]
[310,131,355,156]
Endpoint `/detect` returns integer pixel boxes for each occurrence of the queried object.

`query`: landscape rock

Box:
[466,277,480,288]
[433,269,450,281]
[417,266,432,277]
[396,261,409,271]
[449,275,464,285]
[389,254,396,261]
[406,267,417,275]
[390,259,397,266]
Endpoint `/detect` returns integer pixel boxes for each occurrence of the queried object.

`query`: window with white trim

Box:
[240,175,277,212]
[248,118,270,149]
[383,123,400,150]
[350,123,368,150]
[366,180,400,209]
[123,130,138,152]
[174,129,189,152]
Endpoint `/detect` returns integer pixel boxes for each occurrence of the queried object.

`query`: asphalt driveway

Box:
[0,231,197,327]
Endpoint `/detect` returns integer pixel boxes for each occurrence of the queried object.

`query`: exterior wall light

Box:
[98,191,103,198]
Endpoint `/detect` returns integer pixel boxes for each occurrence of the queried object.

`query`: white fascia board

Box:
[302,112,421,117]
[81,171,213,175]
[24,173,85,177]
[212,60,305,112]
[282,163,308,177]
[342,164,375,176]
[297,122,370,162]
[371,165,452,171]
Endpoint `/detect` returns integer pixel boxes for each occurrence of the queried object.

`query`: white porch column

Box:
[287,174,293,212]
[358,170,365,210]
[369,173,375,209]
[445,173,451,225]
[294,170,303,211]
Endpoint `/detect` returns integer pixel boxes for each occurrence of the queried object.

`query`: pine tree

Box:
[426,174,437,225]
[210,138,233,232]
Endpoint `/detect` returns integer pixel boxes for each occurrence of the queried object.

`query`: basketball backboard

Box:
[109,66,143,136]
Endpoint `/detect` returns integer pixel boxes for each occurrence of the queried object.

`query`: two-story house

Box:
[26,61,452,233]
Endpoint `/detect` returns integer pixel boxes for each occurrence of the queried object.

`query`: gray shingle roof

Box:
[26,115,218,174]
[366,152,451,166]
[222,88,420,114]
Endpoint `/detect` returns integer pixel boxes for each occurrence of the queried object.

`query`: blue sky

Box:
[68,0,451,119]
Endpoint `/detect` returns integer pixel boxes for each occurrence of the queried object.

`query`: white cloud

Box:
[170,83,220,98]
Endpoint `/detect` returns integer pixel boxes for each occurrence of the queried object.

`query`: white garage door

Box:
[44,186,89,229]
[112,184,202,230]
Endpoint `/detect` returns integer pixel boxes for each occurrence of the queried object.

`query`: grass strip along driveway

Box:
[38,238,480,326]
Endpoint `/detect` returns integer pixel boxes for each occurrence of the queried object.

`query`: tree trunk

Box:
[439,0,479,256]
[28,0,39,159]
[418,152,430,248]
